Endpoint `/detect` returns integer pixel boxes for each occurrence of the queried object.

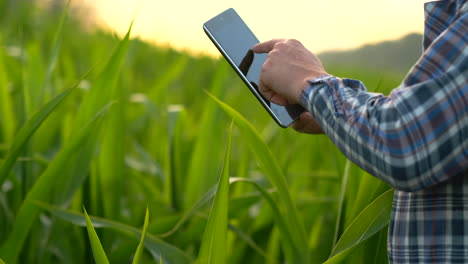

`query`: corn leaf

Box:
[74,23,132,128]
[41,0,69,95]
[0,103,112,263]
[208,93,309,263]
[53,22,132,206]
[84,207,109,264]
[0,38,16,144]
[196,121,233,264]
[325,189,394,263]
[332,160,351,246]
[159,185,217,238]
[0,85,76,186]
[229,177,293,264]
[346,171,389,227]
[228,223,274,263]
[35,202,192,264]
[132,207,150,264]
[149,55,188,103]
[96,30,129,219]
[183,64,228,209]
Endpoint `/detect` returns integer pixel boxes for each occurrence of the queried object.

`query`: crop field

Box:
[0,2,405,264]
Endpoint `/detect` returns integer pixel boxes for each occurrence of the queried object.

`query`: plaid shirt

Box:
[301,0,467,263]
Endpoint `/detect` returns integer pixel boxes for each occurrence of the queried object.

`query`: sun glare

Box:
[77,0,428,56]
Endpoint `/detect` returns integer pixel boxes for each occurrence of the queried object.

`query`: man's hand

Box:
[291,112,324,134]
[251,39,328,105]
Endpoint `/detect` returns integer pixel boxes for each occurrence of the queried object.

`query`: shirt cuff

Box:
[300,75,335,111]
[300,75,367,118]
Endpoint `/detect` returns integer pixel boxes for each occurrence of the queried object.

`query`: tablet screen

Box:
[204,8,304,127]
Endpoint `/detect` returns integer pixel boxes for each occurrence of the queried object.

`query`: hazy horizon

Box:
[74,0,428,57]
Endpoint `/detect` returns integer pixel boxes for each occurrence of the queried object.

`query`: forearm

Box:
[301,71,468,191]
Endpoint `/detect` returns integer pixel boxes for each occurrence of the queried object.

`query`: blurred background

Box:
[75,0,427,56]
[68,0,426,75]
[72,0,424,55]
[0,0,428,263]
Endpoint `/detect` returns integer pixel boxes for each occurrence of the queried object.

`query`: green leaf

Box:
[346,171,389,227]
[35,202,192,264]
[132,207,150,264]
[229,177,293,264]
[196,121,233,264]
[0,85,77,186]
[96,23,130,219]
[41,0,69,94]
[149,55,188,103]
[332,160,351,246]
[74,22,132,128]
[325,189,394,263]
[0,37,16,144]
[53,21,132,207]
[207,93,309,263]
[166,105,185,210]
[228,223,275,263]
[84,207,109,264]
[0,103,112,263]
[159,185,217,238]
[184,65,229,209]
[0,258,4,264]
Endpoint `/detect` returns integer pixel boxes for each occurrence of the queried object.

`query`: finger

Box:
[300,112,315,122]
[251,39,285,53]
[300,112,323,134]
[270,94,288,106]
[258,81,288,105]
[291,112,321,133]
[291,112,310,130]
[291,118,306,131]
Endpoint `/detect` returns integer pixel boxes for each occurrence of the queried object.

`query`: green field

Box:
[0,2,404,263]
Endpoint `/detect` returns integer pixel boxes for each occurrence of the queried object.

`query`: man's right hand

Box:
[251,39,328,105]
[291,112,324,134]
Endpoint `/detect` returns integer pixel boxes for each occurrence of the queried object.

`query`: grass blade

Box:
[74,22,132,129]
[184,65,228,209]
[207,93,309,263]
[0,85,77,186]
[96,22,131,219]
[84,207,110,264]
[0,103,112,263]
[196,121,233,264]
[332,160,351,246]
[228,223,276,263]
[229,177,295,263]
[53,22,132,206]
[41,0,69,95]
[346,171,389,227]
[0,38,16,144]
[35,202,192,264]
[132,207,150,264]
[159,185,217,238]
[325,189,394,263]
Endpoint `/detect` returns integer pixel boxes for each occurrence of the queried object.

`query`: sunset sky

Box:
[77,0,428,56]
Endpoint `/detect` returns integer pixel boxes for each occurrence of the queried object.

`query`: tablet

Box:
[203,8,304,128]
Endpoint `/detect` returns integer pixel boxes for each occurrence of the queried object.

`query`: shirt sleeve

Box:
[300,16,467,192]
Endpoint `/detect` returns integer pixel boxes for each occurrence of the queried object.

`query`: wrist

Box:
[299,75,334,107]
[297,74,331,103]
